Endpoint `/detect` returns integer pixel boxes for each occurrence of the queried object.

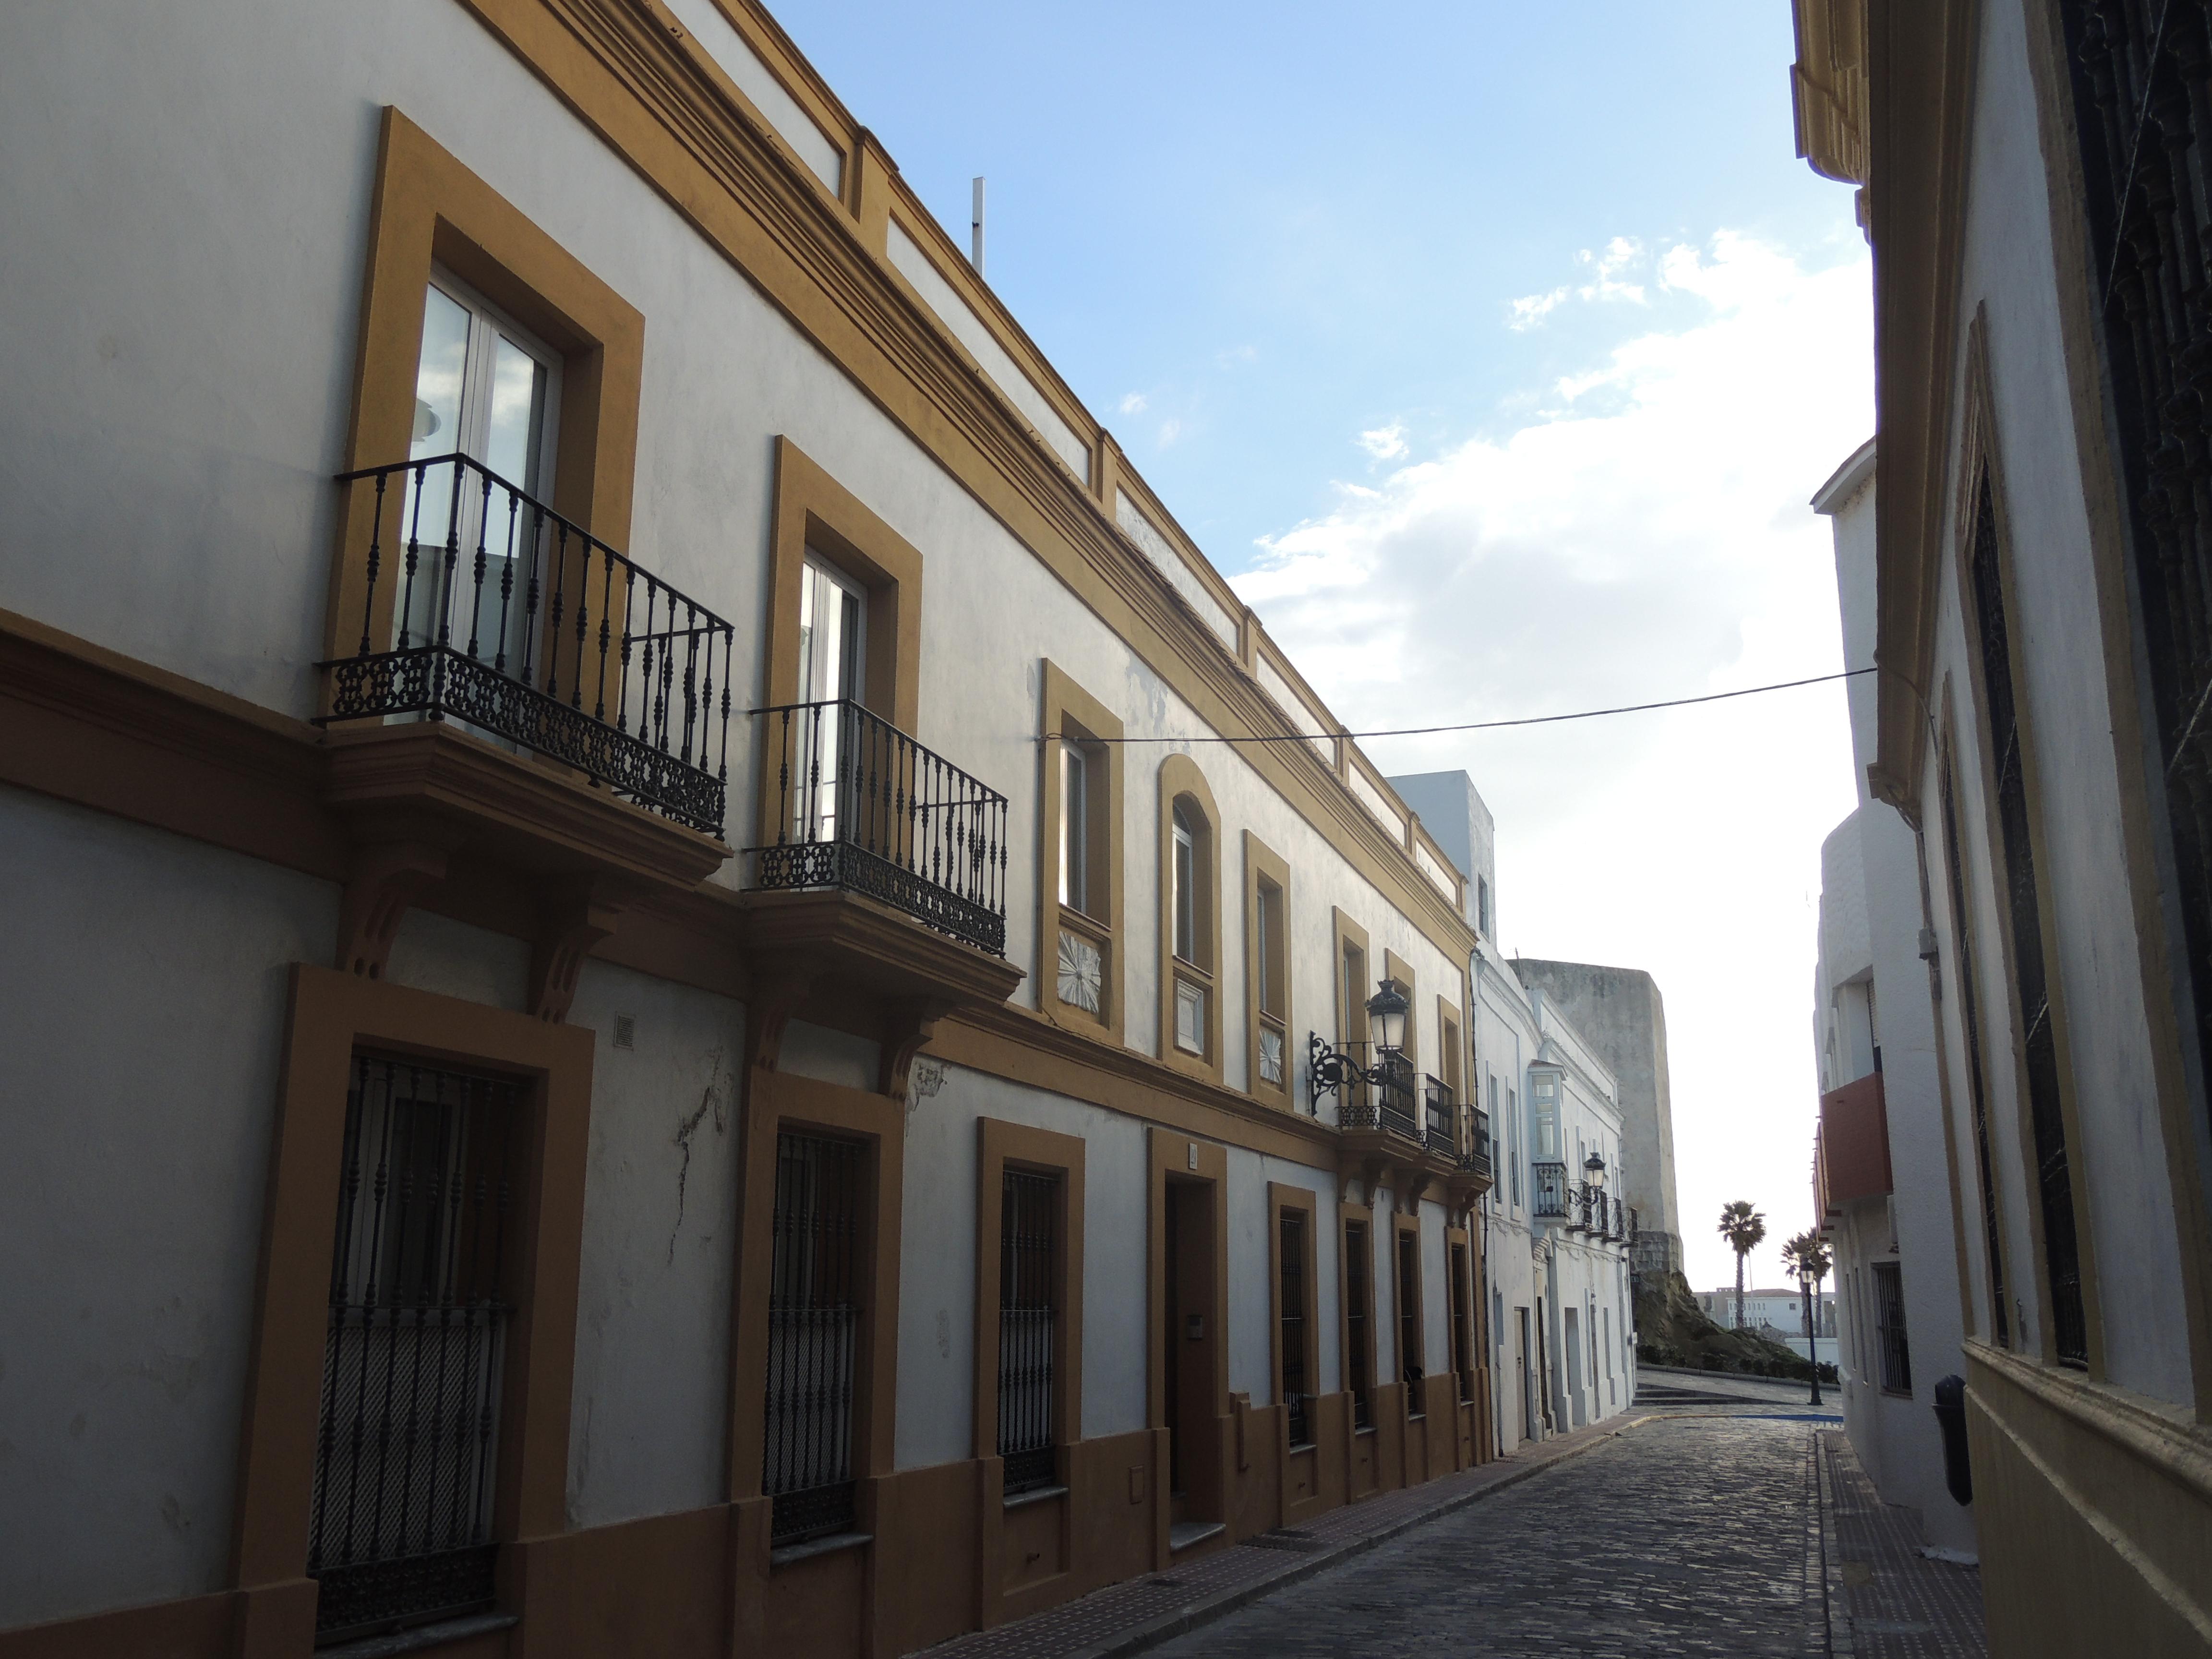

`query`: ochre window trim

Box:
[1157,754,1223,1084]
[973,1118,1086,1483]
[229,966,594,1635]
[1332,908,1372,1051]
[1040,661,1124,1041]
[727,1068,905,1549]
[334,106,645,681]
[1337,1200,1378,1430]
[1243,831,1293,1106]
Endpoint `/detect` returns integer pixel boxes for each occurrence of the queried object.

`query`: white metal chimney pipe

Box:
[971,176,985,276]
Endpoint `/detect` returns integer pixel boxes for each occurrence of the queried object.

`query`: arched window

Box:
[1157,757,1221,1080]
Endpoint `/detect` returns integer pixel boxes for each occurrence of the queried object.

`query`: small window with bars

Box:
[1872,1260,1912,1395]
[309,1055,522,1645]
[1344,1219,1372,1430]
[998,1169,1059,1495]
[764,1131,865,1546]
[1396,1227,1424,1417]
[1278,1210,1311,1448]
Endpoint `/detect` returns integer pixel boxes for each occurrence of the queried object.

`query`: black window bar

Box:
[764,1131,865,1546]
[1460,1105,1493,1179]
[1344,1220,1372,1430]
[323,453,734,838]
[1395,1228,1424,1416]
[1422,1076,1457,1155]
[1939,754,2012,1349]
[1966,472,2087,1367]
[998,1170,1059,1495]
[749,699,1010,956]
[1532,1161,1569,1220]
[308,1055,521,1646]
[1872,1261,1913,1395]
[1334,1044,1420,1141]
[2062,1,2212,1205]
[1279,1210,1311,1448]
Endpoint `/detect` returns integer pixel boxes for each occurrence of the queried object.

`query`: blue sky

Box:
[775,0,1874,1293]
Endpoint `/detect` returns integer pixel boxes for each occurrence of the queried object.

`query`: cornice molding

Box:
[455,0,1476,961]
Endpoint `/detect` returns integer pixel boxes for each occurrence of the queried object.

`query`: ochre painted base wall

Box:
[0,1382,1501,1659]
[1966,1343,2212,1658]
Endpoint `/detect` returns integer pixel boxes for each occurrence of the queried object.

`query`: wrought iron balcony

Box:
[323,454,733,836]
[1459,1104,1492,1179]
[1533,1161,1569,1219]
[1573,1183,1597,1234]
[748,698,1009,955]
[1422,1076,1457,1154]
[1334,1045,1420,1140]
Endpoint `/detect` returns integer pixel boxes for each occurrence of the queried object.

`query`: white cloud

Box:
[1157,417,1183,447]
[1236,230,1873,1291]
[1575,234,1648,304]
[1508,287,1569,331]
[1118,390,1149,415]
[1357,422,1408,461]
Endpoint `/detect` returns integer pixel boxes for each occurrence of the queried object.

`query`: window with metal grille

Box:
[1872,1261,1912,1396]
[1939,754,2009,1349]
[309,1055,521,1644]
[1278,1210,1311,1448]
[1449,1242,1474,1404]
[2059,0,2212,1232]
[1395,1227,1423,1416]
[1343,1219,1371,1430]
[1966,474,2086,1367]
[998,1169,1058,1494]
[764,1131,864,1546]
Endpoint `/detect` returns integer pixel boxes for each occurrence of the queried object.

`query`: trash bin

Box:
[1933,1374,1972,1505]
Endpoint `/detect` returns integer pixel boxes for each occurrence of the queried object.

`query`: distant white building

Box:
[1390,771,1653,1452]
[1696,1287,1836,1338]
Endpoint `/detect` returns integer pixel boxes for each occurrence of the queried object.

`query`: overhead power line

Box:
[1081,667,1875,745]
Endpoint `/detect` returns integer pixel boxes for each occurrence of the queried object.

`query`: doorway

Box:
[1514,1307,1531,1447]
[1564,1306,1586,1428]
[1160,1175,1220,1529]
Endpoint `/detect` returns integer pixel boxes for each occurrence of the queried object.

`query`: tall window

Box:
[1165,792,1214,1060]
[1529,1069,1561,1160]
[1477,875,1491,938]
[1940,750,2009,1347]
[1255,874,1287,1089]
[1450,1241,1475,1404]
[1059,744,1089,913]
[998,1170,1059,1494]
[1966,474,2084,1365]
[1344,1219,1372,1430]
[1172,804,1197,963]
[1278,1210,1311,1447]
[1872,1260,1913,1395]
[790,556,868,845]
[400,271,561,657]
[309,1056,522,1643]
[1396,1226,1424,1416]
[1342,940,1369,1044]
[764,1131,864,1545]
[1506,1084,1520,1206]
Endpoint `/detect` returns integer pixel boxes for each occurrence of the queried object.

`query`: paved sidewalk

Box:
[914,1413,1640,1659]
[1818,1431,1985,1659]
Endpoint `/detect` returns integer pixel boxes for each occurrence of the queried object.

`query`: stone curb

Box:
[1059,1418,1651,1659]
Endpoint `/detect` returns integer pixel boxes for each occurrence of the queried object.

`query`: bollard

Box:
[1933,1374,1972,1505]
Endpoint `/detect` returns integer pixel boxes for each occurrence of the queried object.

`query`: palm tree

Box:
[1718,1202,1767,1331]
[1782,1229,1834,1405]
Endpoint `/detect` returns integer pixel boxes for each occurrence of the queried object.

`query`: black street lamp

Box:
[1308,981,1411,1104]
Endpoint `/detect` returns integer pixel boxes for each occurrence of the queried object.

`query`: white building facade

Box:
[0,5,1503,1655]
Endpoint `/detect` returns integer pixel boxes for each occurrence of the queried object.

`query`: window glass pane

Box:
[1173,814,1195,962]
[485,335,549,496]
[1059,745,1087,913]
[412,286,471,464]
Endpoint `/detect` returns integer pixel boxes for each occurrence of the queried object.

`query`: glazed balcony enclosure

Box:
[323,453,734,836]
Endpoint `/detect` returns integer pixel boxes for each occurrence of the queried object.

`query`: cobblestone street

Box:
[1149,1415,1833,1659]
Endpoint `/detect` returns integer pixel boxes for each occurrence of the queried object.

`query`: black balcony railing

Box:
[1575,1185,1598,1233]
[749,698,1009,955]
[1460,1105,1492,1180]
[1422,1077,1457,1154]
[1334,1045,1419,1140]
[323,454,733,836]
[1533,1161,1569,1219]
